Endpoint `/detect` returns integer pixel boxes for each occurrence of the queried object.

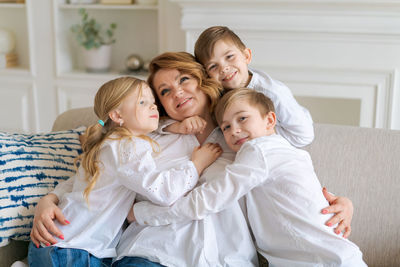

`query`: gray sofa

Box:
[1,107,399,267]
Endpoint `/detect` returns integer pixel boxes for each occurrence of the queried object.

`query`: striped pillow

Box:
[0,127,85,246]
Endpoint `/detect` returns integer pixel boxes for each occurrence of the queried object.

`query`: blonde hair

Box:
[147,52,223,116]
[214,88,275,126]
[194,26,246,65]
[77,76,158,204]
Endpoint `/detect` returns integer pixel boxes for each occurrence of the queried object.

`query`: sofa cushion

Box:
[0,127,85,247]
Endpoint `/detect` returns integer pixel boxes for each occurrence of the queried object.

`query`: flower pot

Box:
[83,45,112,73]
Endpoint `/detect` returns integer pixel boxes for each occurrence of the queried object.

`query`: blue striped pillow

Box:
[0,127,85,246]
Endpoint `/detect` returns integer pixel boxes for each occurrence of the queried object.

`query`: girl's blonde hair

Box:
[147,52,224,117]
[77,76,158,204]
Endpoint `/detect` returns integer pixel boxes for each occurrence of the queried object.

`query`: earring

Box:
[120,121,123,127]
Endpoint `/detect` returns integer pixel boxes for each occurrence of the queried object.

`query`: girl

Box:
[28,77,221,267]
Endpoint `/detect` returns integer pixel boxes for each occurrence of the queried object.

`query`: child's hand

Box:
[165,116,207,135]
[192,143,222,175]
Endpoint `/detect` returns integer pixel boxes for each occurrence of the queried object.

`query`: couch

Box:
[1,107,399,267]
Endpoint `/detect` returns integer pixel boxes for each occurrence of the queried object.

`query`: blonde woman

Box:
[28,77,221,267]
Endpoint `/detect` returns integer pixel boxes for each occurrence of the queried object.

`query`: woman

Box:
[31,52,353,266]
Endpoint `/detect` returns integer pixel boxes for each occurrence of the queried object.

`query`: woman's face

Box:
[152,68,209,121]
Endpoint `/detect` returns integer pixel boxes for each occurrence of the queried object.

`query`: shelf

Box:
[0,3,25,8]
[58,69,149,81]
[58,3,157,10]
[54,5,158,78]
[0,67,31,77]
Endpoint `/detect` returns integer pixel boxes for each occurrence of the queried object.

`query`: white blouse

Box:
[50,136,198,259]
[134,135,366,266]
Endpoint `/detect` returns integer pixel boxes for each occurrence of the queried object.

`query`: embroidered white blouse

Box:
[134,135,366,266]
[49,136,198,259]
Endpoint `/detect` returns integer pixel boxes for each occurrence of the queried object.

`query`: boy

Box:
[164,26,314,148]
[134,88,366,266]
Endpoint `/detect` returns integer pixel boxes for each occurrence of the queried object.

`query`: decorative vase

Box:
[83,45,112,73]
[0,28,16,54]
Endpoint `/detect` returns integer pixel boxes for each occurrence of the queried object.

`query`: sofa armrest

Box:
[52,107,97,132]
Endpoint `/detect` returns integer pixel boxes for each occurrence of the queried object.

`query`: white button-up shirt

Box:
[134,135,366,266]
[248,68,314,147]
[116,130,259,266]
[50,136,198,259]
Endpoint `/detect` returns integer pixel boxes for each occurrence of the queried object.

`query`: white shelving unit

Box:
[54,1,159,79]
[52,1,161,116]
[0,0,184,133]
[0,3,30,73]
[0,2,35,133]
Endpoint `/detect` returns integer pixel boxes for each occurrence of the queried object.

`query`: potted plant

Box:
[71,8,117,72]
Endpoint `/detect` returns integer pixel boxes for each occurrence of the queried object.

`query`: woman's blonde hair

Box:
[147,52,224,117]
[77,76,158,204]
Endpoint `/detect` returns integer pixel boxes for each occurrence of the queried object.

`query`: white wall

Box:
[1,0,400,133]
[175,0,400,130]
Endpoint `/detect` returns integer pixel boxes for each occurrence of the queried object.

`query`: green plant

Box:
[70,8,117,50]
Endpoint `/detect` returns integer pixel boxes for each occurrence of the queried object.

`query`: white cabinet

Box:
[0,2,37,133]
[0,0,184,133]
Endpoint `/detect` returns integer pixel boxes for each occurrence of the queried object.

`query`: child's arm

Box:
[252,71,314,147]
[116,139,220,206]
[155,117,178,135]
[133,142,268,226]
[162,116,207,135]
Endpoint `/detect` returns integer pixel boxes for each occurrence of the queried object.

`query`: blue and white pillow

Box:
[0,127,85,246]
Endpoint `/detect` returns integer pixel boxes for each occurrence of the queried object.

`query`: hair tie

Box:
[98,119,105,127]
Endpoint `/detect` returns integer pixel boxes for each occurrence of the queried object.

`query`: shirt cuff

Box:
[156,118,178,135]
[134,201,171,226]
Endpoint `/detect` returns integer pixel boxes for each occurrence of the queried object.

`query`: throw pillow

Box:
[0,127,85,247]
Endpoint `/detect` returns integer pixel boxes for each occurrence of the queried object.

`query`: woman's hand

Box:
[321,187,353,238]
[30,194,69,247]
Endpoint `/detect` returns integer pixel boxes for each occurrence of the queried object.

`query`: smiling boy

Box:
[135,88,366,266]
[164,26,314,148]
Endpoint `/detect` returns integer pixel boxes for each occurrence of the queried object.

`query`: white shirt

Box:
[50,136,198,258]
[116,130,258,266]
[248,68,314,147]
[135,135,366,267]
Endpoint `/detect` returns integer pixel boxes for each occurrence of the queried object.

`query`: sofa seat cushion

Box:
[0,127,85,247]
